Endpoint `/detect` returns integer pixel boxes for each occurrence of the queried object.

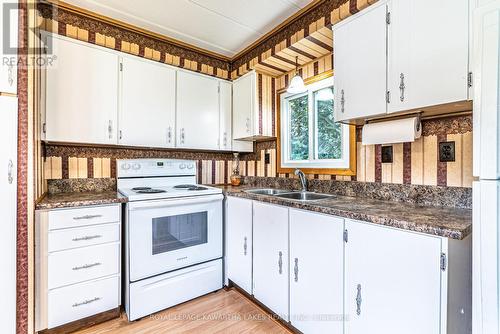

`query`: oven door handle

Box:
[128,194,224,211]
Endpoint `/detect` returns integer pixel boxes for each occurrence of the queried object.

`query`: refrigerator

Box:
[472,1,500,333]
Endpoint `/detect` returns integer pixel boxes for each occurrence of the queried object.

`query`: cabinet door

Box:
[219,80,232,151]
[120,57,176,148]
[226,197,253,294]
[344,220,443,334]
[177,71,219,150]
[0,0,17,94]
[473,1,500,179]
[333,2,387,122]
[0,96,17,334]
[45,35,119,144]
[388,0,469,113]
[253,202,289,320]
[232,72,255,139]
[289,209,343,334]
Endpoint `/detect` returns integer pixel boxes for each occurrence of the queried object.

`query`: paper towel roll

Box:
[362,117,422,145]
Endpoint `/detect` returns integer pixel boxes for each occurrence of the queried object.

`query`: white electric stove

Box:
[117,159,223,321]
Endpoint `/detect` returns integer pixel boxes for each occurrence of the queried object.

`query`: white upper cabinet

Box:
[333,0,471,122]
[119,56,176,148]
[0,0,17,94]
[289,209,343,334]
[45,35,119,144]
[388,0,470,113]
[333,2,388,122]
[176,70,220,150]
[473,1,500,179]
[219,80,232,151]
[344,219,443,334]
[225,197,253,294]
[252,202,289,321]
[233,71,256,139]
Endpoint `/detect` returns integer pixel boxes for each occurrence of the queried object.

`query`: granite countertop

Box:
[36,191,127,210]
[222,186,472,240]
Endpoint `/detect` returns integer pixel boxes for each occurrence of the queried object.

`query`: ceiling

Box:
[61,0,316,58]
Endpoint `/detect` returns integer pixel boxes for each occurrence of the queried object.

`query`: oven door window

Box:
[152,212,208,255]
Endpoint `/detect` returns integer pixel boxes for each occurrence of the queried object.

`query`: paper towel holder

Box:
[365,112,422,131]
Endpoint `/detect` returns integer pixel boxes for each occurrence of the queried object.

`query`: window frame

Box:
[277,71,357,176]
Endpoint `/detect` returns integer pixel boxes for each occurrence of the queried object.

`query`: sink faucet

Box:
[295,169,308,192]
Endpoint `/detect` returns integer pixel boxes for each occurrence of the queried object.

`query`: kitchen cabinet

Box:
[44,34,120,144]
[473,0,500,179]
[333,2,388,122]
[219,80,232,151]
[344,219,471,334]
[119,56,176,148]
[388,0,469,113]
[0,96,17,334]
[333,0,470,122]
[225,197,253,294]
[0,0,17,94]
[252,202,289,320]
[289,209,343,334]
[232,70,273,141]
[176,70,220,150]
[35,204,121,331]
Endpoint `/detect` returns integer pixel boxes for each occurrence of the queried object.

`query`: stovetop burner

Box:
[173,184,196,189]
[132,187,152,191]
[187,186,208,191]
[135,188,167,194]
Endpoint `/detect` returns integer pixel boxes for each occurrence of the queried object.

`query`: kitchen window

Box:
[278,74,356,174]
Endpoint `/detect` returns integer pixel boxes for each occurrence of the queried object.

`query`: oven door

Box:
[127,194,223,282]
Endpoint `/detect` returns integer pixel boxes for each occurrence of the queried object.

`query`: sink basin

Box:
[244,188,291,195]
[274,192,334,201]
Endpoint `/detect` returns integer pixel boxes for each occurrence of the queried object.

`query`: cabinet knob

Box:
[356,284,362,316]
[278,251,283,274]
[243,236,248,256]
[7,159,14,184]
[167,127,172,144]
[180,128,185,145]
[7,63,13,87]
[108,120,113,140]
[294,258,299,282]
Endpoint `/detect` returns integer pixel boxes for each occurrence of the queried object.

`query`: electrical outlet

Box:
[439,141,455,162]
[264,153,270,164]
[381,146,393,163]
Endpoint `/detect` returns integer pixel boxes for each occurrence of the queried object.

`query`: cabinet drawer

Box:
[48,242,120,289]
[47,275,119,329]
[48,223,120,252]
[48,205,120,230]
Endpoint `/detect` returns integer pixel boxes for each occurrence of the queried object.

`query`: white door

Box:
[0,0,17,94]
[473,1,500,179]
[226,197,253,294]
[253,202,289,320]
[219,80,232,151]
[176,71,219,150]
[232,72,255,139]
[344,220,443,334]
[119,56,176,148]
[473,180,500,334]
[333,2,387,122]
[388,0,469,113]
[45,35,119,144]
[0,96,17,334]
[289,209,343,334]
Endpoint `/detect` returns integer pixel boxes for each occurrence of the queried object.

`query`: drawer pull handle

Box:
[72,297,101,308]
[73,214,103,220]
[72,235,102,242]
[72,262,101,271]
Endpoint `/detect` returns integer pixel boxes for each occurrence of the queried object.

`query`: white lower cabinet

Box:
[35,204,121,331]
[253,202,289,320]
[225,197,253,294]
[289,209,343,334]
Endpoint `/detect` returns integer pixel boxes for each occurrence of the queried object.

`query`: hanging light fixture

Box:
[287,56,307,94]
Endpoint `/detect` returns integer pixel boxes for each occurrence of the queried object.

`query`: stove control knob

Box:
[121,163,131,170]
[179,163,186,170]
[132,163,141,170]
[187,164,195,169]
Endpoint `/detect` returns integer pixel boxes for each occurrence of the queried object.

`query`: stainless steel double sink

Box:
[243,188,334,202]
